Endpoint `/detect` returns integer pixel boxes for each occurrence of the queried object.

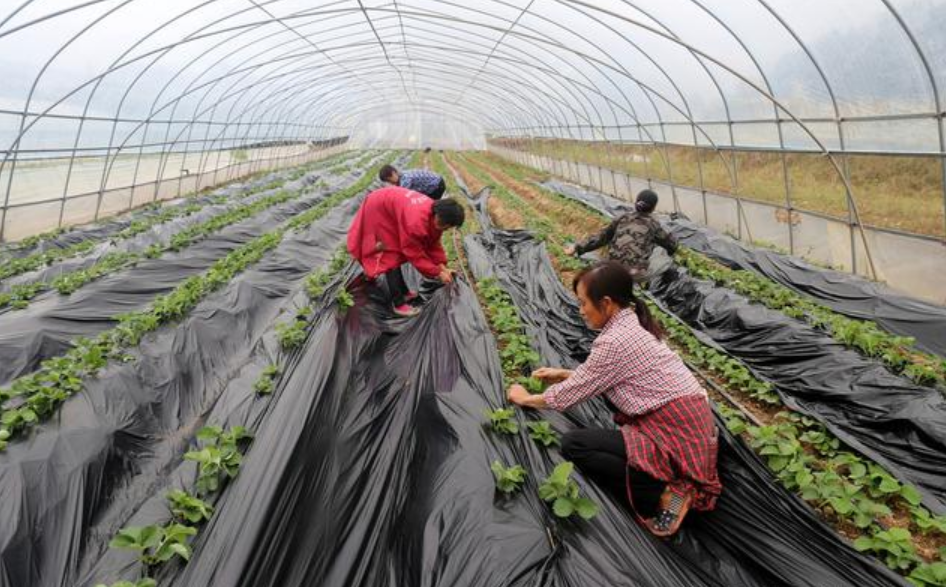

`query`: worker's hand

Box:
[507,384,531,406]
[532,367,573,383]
[438,267,455,284]
[563,244,577,256]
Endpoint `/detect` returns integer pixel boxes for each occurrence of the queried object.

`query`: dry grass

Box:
[463,154,604,236]
[491,138,946,238]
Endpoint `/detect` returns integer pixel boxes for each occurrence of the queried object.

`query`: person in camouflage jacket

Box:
[565,190,677,282]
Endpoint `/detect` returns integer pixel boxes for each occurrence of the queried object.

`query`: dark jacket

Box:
[575,211,677,273]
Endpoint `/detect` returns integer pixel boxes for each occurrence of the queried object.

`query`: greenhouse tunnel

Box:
[1,1,946,586]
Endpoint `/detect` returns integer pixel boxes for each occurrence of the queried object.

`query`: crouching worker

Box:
[564,189,677,283]
[347,186,465,317]
[379,165,447,200]
[506,261,721,536]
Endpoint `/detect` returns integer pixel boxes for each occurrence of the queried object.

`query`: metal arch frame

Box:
[878,0,946,245]
[101,6,596,186]
[0,0,941,274]
[0,4,769,233]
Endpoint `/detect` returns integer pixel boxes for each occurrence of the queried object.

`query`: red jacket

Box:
[347,186,448,279]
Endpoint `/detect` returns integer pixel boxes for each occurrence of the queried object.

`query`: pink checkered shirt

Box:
[544,308,705,415]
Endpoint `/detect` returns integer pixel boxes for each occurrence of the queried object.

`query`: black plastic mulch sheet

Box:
[0,197,360,587]
[648,263,946,514]
[666,217,946,357]
[542,179,946,512]
[542,179,946,357]
[159,235,900,586]
[463,228,903,586]
[0,177,346,387]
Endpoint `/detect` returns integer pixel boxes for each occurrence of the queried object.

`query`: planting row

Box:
[450,152,946,583]
[481,151,946,385]
[0,155,392,451]
[92,237,359,587]
[1,188,305,311]
[476,275,598,521]
[674,249,946,389]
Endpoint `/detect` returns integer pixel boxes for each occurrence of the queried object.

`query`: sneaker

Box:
[393,303,420,317]
[645,486,693,537]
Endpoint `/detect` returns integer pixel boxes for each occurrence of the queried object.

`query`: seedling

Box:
[484,407,519,435]
[538,462,598,520]
[853,526,921,571]
[909,562,946,587]
[336,289,355,310]
[253,364,281,395]
[185,425,252,495]
[94,579,157,587]
[491,460,527,494]
[276,321,307,350]
[109,523,197,567]
[527,421,559,447]
[167,490,214,523]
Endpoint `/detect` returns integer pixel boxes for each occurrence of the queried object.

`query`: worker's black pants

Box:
[561,428,665,516]
[384,266,409,306]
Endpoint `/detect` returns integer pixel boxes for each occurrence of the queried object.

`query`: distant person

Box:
[379,165,447,200]
[565,189,677,282]
[347,186,465,317]
[507,262,721,537]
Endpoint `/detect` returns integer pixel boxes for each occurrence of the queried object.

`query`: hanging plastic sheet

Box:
[0,197,361,587]
[164,231,899,586]
[541,179,946,357]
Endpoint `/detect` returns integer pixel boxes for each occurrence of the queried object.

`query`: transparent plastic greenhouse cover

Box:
[2,1,946,242]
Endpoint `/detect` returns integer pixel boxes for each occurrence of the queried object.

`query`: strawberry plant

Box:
[527,421,559,447]
[94,579,157,587]
[485,407,519,435]
[276,319,307,350]
[491,460,527,494]
[909,562,946,587]
[253,364,281,395]
[336,289,354,310]
[167,490,214,523]
[184,425,252,495]
[538,462,598,520]
[109,523,197,567]
[854,526,921,571]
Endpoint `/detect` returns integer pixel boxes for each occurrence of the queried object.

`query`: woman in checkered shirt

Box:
[507,261,721,537]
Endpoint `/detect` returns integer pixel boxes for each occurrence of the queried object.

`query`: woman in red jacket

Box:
[507,261,721,536]
[347,186,465,316]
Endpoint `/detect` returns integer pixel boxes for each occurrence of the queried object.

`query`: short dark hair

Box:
[432,198,465,228]
[379,165,398,183]
[429,178,446,200]
[635,189,659,213]
[573,261,662,339]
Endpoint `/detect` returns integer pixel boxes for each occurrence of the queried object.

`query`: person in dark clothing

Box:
[379,165,447,200]
[565,189,677,282]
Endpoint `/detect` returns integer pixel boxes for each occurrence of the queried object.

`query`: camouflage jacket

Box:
[574,211,677,271]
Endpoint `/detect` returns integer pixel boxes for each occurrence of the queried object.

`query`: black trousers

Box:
[384,265,409,306]
[561,428,665,516]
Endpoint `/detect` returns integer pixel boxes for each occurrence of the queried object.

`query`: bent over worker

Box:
[347,186,465,317]
[507,261,721,536]
[379,165,447,200]
[565,189,677,282]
